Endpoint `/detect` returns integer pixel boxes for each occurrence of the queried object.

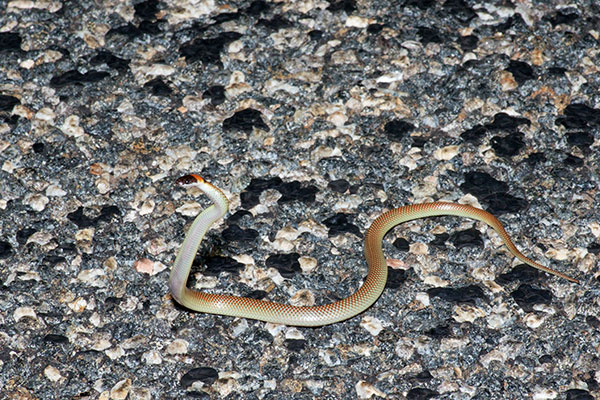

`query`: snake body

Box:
[169,174,579,326]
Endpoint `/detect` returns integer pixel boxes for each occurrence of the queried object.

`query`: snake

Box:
[168,174,579,326]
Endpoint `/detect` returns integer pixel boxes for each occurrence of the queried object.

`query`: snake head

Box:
[176,174,204,186]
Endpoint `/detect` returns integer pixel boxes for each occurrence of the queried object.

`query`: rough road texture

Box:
[1,1,598,399]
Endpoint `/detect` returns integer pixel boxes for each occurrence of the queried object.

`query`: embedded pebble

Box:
[297,220,328,238]
[410,242,429,255]
[121,335,148,350]
[96,177,111,194]
[23,193,49,211]
[44,365,63,382]
[394,337,416,360]
[26,231,54,246]
[414,292,431,307]
[311,145,342,162]
[214,375,238,397]
[45,184,66,197]
[327,111,348,127]
[75,228,94,242]
[153,261,168,275]
[499,70,518,91]
[289,289,315,307]
[129,388,152,400]
[68,297,88,313]
[440,337,469,353]
[345,15,372,28]
[166,339,189,355]
[142,350,162,365]
[411,175,438,197]
[19,271,41,281]
[14,306,36,322]
[89,312,101,327]
[352,343,374,357]
[589,222,600,238]
[90,337,112,352]
[146,238,167,256]
[359,316,384,336]
[34,107,55,122]
[480,349,507,368]
[131,63,175,78]
[355,381,386,399]
[332,195,363,212]
[386,259,406,268]
[2,160,15,173]
[319,349,341,366]
[472,267,495,282]
[20,59,34,69]
[423,276,449,287]
[230,318,249,337]
[545,247,570,261]
[275,226,300,241]
[271,238,294,252]
[176,202,203,217]
[533,388,558,399]
[61,115,85,137]
[578,252,594,274]
[181,95,205,112]
[438,381,460,395]
[137,199,155,215]
[265,323,286,337]
[77,268,106,287]
[331,49,358,64]
[106,346,125,360]
[190,274,219,289]
[453,304,486,323]
[264,79,300,95]
[433,145,459,161]
[524,312,548,329]
[298,256,317,273]
[110,378,132,400]
[226,81,252,97]
[89,162,105,175]
[486,303,513,329]
[284,328,305,340]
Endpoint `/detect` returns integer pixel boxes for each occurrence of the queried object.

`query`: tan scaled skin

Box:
[168,174,579,327]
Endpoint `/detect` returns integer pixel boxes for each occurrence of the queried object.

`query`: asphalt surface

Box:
[1,1,599,399]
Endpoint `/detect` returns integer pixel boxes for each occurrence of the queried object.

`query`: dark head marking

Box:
[176,174,203,186]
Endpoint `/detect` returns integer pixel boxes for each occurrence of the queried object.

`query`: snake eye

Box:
[176,174,204,186]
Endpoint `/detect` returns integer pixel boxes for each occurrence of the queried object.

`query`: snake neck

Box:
[169,182,229,304]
